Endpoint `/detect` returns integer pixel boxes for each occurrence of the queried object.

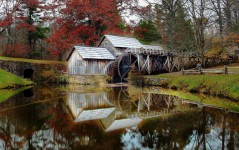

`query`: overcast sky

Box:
[138,0,149,6]
[124,0,152,25]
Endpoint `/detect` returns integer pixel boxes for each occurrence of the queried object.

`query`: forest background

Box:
[0,0,238,61]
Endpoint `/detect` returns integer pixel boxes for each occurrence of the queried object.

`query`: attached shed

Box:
[67,46,115,75]
[98,34,143,56]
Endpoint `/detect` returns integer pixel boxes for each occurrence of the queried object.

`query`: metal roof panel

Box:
[105,35,143,48]
[75,46,115,60]
[75,108,116,122]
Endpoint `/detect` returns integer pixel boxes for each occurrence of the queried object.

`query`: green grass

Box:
[148,73,239,100]
[0,56,66,65]
[0,69,34,89]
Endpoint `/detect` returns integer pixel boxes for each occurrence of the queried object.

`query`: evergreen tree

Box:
[173,6,195,51]
[17,0,49,58]
[155,0,195,51]
[134,20,161,44]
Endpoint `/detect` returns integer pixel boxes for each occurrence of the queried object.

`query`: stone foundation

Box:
[68,75,111,85]
[0,60,66,83]
[142,77,168,86]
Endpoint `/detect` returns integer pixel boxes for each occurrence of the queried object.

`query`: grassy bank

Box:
[0,69,34,89]
[148,73,239,100]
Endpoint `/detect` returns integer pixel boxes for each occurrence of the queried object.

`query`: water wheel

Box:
[117,87,138,113]
[116,53,138,82]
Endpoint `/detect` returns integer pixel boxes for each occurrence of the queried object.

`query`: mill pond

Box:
[0,85,238,150]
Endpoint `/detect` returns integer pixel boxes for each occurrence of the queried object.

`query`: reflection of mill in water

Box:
[66,88,188,132]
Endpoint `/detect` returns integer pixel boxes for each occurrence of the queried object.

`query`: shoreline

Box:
[142,73,239,101]
[0,69,34,90]
[0,83,35,90]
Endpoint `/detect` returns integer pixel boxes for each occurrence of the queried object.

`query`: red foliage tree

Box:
[47,0,125,60]
[0,14,13,34]
[0,0,50,58]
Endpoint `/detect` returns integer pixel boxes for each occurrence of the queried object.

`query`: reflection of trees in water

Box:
[121,128,159,150]
[0,98,117,149]
[0,86,64,112]
[0,86,239,149]
[189,108,238,150]
[0,101,52,149]
[135,108,239,150]
[227,112,239,149]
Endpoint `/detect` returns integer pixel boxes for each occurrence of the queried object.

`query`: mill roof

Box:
[69,46,115,60]
[142,45,164,50]
[100,35,143,48]
[75,108,116,122]
[105,118,142,132]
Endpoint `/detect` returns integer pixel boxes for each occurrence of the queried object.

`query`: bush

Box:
[128,71,144,86]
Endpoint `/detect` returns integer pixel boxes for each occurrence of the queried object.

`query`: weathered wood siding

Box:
[99,38,127,56]
[66,92,113,118]
[68,49,81,75]
[115,47,127,54]
[68,49,114,75]
[99,38,117,56]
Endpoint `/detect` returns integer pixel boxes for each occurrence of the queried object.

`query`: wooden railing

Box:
[125,48,179,56]
[125,48,201,57]
[182,65,239,75]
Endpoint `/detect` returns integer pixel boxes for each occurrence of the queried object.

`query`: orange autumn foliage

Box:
[206,33,239,58]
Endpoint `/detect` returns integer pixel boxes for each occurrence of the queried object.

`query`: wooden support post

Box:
[167,56,174,72]
[199,66,202,75]
[196,63,202,75]
[181,68,184,75]
[137,54,140,71]
[141,55,149,72]
[167,56,171,72]
[224,65,227,74]
[147,55,151,75]
[129,54,132,65]
[138,96,141,112]
[148,93,151,111]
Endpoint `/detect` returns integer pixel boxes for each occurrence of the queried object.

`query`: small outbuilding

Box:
[67,46,115,75]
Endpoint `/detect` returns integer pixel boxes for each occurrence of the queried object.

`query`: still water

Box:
[0,85,238,150]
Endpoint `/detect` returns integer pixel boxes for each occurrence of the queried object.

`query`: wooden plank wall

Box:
[66,92,112,118]
[98,37,127,56]
[98,38,117,56]
[68,49,114,75]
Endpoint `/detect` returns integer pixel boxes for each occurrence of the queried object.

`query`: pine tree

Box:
[134,20,161,44]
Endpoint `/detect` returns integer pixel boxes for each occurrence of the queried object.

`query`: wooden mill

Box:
[99,35,179,82]
[67,35,223,82]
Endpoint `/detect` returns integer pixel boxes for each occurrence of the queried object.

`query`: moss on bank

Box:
[0,69,34,89]
[147,73,239,100]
